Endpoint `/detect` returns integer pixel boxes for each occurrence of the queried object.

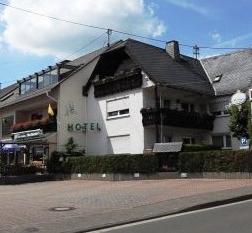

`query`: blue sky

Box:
[1,0,252,88]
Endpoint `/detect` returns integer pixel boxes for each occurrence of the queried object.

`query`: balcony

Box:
[93,68,143,98]
[141,108,215,130]
[11,118,57,133]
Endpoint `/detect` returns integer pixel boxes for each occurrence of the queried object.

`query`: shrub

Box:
[183,144,221,152]
[178,150,252,173]
[48,152,159,174]
[2,165,43,176]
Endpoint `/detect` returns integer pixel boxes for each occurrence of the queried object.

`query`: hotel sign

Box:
[13,129,44,142]
[67,123,101,133]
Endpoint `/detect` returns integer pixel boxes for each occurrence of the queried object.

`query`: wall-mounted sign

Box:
[13,129,44,142]
[67,123,101,133]
[65,102,77,116]
[231,90,247,106]
[240,137,249,150]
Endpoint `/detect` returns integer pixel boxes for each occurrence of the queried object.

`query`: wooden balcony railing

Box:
[141,108,215,130]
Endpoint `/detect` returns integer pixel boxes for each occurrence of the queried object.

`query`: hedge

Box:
[183,144,221,152]
[179,150,252,173]
[48,152,159,174]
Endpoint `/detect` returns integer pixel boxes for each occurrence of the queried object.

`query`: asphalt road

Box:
[93,200,252,233]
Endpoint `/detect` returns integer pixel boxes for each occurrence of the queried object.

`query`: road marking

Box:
[88,199,252,232]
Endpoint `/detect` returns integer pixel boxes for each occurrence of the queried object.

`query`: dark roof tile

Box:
[201,49,252,96]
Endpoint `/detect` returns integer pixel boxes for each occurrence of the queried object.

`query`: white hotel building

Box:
[0,39,252,160]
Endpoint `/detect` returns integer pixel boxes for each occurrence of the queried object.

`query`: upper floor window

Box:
[19,69,58,95]
[107,97,130,119]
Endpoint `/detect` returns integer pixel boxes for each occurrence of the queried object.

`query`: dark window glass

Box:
[182,138,191,144]
[190,104,195,112]
[181,103,189,112]
[108,111,118,117]
[119,109,129,115]
[225,135,232,148]
[212,136,224,148]
[163,100,170,108]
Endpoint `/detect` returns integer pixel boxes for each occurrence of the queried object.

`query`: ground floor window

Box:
[107,135,130,154]
[212,135,232,148]
[182,137,195,144]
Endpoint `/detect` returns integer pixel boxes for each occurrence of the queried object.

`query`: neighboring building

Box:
[201,49,252,150]
[0,39,251,161]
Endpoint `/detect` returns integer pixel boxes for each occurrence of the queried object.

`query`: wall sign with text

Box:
[67,123,101,133]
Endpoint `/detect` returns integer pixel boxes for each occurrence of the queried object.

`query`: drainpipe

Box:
[154,85,160,143]
[46,91,58,103]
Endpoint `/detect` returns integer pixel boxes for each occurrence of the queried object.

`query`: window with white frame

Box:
[107,135,130,154]
[107,97,130,119]
[212,135,232,148]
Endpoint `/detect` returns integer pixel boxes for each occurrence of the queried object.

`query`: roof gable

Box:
[201,49,252,96]
[123,39,214,96]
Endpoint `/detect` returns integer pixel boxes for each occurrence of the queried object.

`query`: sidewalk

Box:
[1,179,252,233]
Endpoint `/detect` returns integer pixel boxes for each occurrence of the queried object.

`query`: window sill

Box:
[107,114,130,121]
[215,114,230,118]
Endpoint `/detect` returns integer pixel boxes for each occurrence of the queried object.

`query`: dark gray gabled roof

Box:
[0,84,18,99]
[68,46,108,67]
[201,49,252,96]
[121,39,214,96]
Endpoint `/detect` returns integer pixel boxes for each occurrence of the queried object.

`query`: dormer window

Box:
[213,74,222,83]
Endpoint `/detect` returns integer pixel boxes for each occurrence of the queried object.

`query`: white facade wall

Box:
[57,58,99,152]
[86,86,144,155]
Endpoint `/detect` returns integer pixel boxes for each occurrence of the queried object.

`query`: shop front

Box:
[0,129,56,171]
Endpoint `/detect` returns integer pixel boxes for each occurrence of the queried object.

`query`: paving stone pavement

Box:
[1,179,252,233]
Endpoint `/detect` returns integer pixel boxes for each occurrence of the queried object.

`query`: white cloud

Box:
[165,0,209,15]
[210,32,222,43]
[215,32,252,48]
[0,0,166,58]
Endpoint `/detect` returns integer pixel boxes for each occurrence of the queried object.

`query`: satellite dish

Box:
[231,90,247,106]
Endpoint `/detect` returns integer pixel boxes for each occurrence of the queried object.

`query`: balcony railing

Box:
[11,118,57,133]
[141,108,215,130]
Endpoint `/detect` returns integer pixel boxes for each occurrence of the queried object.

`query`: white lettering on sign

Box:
[13,129,44,141]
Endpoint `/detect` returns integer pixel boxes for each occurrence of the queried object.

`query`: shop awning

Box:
[1,144,21,152]
[153,142,183,153]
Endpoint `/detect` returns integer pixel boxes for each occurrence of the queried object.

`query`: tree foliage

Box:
[64,137,77,154]
[228,101,252,139]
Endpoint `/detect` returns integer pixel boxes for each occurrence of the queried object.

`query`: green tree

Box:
[228,101,252,139]
[64,137,77,154]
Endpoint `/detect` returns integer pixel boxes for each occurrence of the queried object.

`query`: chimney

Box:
[165,40,180,60]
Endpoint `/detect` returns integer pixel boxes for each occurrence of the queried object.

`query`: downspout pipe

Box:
[46,91,58,103]
[154,85,160,143]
